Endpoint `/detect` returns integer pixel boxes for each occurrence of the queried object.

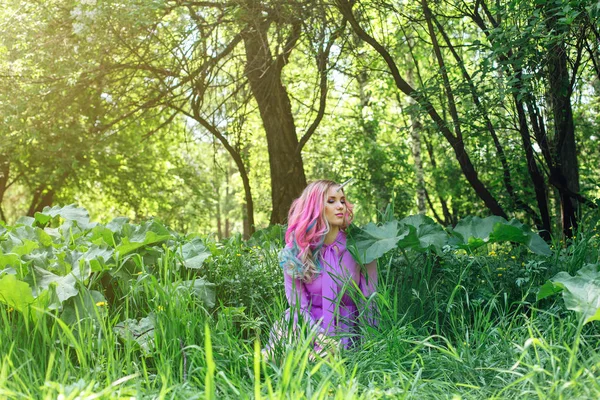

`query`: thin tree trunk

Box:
[431,14,544,230]
[0,156,8,222]
[406,66,426,214]
[546,10,579,236]
[423,135,454,225]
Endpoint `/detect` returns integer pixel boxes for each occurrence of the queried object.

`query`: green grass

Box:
[1,225,600,399]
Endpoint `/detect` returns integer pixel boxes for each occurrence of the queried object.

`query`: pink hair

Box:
[284,180,354,281]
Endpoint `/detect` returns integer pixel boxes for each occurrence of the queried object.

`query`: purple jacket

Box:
[283,230,377,348]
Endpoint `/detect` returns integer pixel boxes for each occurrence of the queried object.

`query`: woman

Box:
[270,179,378,358]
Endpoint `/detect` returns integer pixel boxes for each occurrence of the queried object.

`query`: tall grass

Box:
[1,234,600,399]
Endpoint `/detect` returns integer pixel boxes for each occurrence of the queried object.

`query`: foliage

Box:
[0,205,215,323]
[1,208,600,398]
[349,214,551,265]
[538,263,600,324]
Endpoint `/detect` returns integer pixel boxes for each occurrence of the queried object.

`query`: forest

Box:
[1,0,600,398]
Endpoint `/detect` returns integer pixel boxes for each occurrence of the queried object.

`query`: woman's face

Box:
[324,185,347,228]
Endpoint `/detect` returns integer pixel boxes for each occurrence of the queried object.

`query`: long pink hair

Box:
[285,180,354,281]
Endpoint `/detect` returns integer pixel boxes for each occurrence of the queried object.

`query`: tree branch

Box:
[297,19,347,154]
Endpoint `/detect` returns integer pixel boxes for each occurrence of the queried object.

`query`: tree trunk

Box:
[423,135,454,226]
[406,66,426,214]
[0,156,8,222]
[241,7,307,225]
[512,91,552,240]
[547,33,579,237]
[27,186,55,217]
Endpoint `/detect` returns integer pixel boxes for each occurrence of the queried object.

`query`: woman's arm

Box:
[284,273,320,330]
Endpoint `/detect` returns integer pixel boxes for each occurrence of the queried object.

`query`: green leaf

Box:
[15,216,35,226]
[399,214,436,230]
[76,245,114,272]
[32,267,78,306]
[106,217,129,234]
[0,254,21,269]
[351,221,409,264]
[452,216,550,255]
[549,264,600,324]
[182,278,216,308]
[11,239,39,256]
[114,315,155,355]
[490,220,528,244]
[179,238,211,269]
[526,232,552,256]
[453,216,507,248]
[115,221,172,255]
[0,274,34,313]
[414,223,447,253]
[61,289,107,325]
[35,204,95,229]
[399,215,447,253]
[537,280,563,300]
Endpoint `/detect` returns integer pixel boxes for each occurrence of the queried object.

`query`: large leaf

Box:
[350,221,410,264]
[0,254,21,269]
[452,216,507,249]
[493,219,551,256]
[61,289,107,325]
[182,278,216,308]
[35,204,95,229]
[538,264,600,324]
[400,215,447,253]
[0,274,34,313]
[179,238,211,269]
[452,216,550,255]
[114,315,156,355]
[414,223,448,253]
[31,267,79,307]
[105,217,129,234]
[489,220,528,244]
[527,233,552,256]
[75,245,115,272]
[116,221,172,255]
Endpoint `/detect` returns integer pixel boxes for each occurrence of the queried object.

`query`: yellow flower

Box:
[157,305,165,312]
[135,271,143,275]
[236,253,241,257]
[497,273,503,277]
[511,256,516,260]
[96,301,107,307]
[489,250,497,256]
[7,307,14,313]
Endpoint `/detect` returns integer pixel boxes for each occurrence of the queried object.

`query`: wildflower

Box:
[236,253,242,257]
[511,256,516,260]
[8,307,14,313]
[489,250,497,256]
[135,271,143,275]
[96,301,106,307]
[157,305,165,312]
[498,273,503,277]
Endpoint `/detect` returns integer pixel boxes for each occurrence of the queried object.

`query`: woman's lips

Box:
[335,213,344,217]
